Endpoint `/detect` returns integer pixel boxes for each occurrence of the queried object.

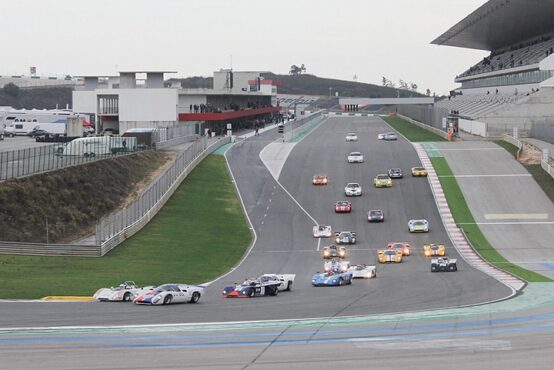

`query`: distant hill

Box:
[0,86,73,109]
[173,73,424,98]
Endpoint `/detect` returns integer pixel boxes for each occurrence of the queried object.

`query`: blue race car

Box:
[312,270,353,286]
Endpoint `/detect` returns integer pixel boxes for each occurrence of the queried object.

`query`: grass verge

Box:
[494,140,554,203]
[0,155,252,299]
[382,115,447,142]
[431,157,551,282]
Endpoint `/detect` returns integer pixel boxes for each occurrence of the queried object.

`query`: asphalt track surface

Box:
[0,116,511,330]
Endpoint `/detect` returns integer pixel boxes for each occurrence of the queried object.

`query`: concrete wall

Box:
[72,90,98,115]
[340,97,435,105]
[459,118,487,137]
[119,89,178,122]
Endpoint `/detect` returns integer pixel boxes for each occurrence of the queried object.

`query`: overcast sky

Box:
[0,0,489,95]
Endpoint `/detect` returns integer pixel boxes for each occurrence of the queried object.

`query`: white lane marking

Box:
[484,213,549,220]
[264,213,267,218]
[458,222,554,225]
[350,338,512,351]
[261,221,264,225]
[317,238,321,251]
[266,206,270,210]
[269,199,272,203]
[438,174,531,178]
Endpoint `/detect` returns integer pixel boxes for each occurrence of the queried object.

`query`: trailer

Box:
[60,136,137,157]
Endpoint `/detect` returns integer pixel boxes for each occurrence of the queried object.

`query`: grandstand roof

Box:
[432,0,554,51]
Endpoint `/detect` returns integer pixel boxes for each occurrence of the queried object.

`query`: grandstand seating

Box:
[434,92,531,119]
[458,36,554,79]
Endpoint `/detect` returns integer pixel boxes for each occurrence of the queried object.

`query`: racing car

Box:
[388,168,403,179]
[322,244,347,259]
[347,151,364,163]
[335,201,352,213]
[431,257,457,272]
[408,219,429,233]
[335,231,357,245]
[367,209,385,222]
[348,264,377,279]
[378,132,397,141]
[345,182,362,196]
[387,242,411,256]
[312,270,353,286]
[313,225,332,238]
[222,278,281,298]
[423,243,446,257]
[257,274,296,291]
[134,283,204,305]
[324,258,351,273]
[93,281,153,302]
[313,174,328,185]
[377,249,403,263]
[346,132,358,142]
[411,167,428,177]
[374,174,393,188]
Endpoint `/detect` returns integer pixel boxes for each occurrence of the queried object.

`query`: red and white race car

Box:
[335,201,352,213]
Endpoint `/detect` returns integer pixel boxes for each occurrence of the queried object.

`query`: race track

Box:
[0,116,511,328]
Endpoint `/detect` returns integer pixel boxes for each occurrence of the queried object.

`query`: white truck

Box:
[4,121,40,136]
[60,136,137,157]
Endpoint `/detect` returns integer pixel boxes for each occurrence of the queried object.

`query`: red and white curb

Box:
[413,143,525,292]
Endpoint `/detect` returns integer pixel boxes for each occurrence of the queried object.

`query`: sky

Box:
[0,0,490,95]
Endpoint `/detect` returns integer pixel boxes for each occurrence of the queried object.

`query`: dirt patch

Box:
[519,143,542,165]
[0,151,169,243]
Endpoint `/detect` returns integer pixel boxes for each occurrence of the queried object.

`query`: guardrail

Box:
[0,136,231,257]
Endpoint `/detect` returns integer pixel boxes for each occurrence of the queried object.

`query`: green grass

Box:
[0,155,252,299]
[494,140,554,203]
[382,116,447,142]
[431,157,551,282]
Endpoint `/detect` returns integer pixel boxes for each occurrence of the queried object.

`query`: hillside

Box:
[0,151,170,243]
[174,73,424,98]
[0,86,73,109]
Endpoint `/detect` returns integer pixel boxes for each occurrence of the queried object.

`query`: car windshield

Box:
[414,167,425,171]
[347,183,359,188]
[339,232,349,237]
[350,152,361,156]
[337,202,348,206]
[347,133,356,136]
[431,245,439,250]
[384,250,395,255]
[370,211,382,216]
[392,243,402,248]
[377,175,388,180]
[414,221,425,226]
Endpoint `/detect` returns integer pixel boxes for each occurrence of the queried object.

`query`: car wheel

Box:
[190,292,201,303]
[248,289,255,298]
[287,281,292,291]
[338,278,344,286]
[89,152,96,158]
[123,292,132,302]
[163,295,173,305]
[431,266,437,272]
[273,287,279,296]
[372,271,377,278]
[83,153,89,158]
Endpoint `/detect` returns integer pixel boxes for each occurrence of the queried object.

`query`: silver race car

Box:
[345,182,362,196]
[348,264,377,279]
[93,281,153,302]
[334,231,357,245]
[313,225,332,237]
[431,257,458,272]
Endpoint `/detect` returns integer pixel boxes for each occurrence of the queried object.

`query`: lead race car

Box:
[335,231,356,245]
[134,283,204,305]
[93,281,154,302]
[431,257,457,272]
[258,274,296,291]
[313,225,332,238]
[222,278,282,298]
[346,132,358,142]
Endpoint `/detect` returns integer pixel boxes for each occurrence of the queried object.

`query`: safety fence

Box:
[0,136,231,256]
[0,136,147,181]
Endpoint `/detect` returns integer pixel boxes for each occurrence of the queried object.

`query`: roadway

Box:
[0,116,511,329]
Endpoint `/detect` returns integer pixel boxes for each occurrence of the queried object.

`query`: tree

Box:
[300,64,306,74]
[289,65,300,75]
[426,89,431,96]
[410,82,418,91]
[382,77,387,86]
[3,83,20,97]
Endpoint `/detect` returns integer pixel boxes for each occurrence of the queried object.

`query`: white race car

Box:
[348,264,377,279]
[378,132,397,140]
[134,283,204,305]
[313,225,332,238]
[344,182,362,196]
[346,133,358,141]
[258,274,296,291]
[347,152,364,163]
[324,259,351,273]
[93,281,153,302]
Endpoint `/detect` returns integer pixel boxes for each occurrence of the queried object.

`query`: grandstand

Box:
[422,0,554,139]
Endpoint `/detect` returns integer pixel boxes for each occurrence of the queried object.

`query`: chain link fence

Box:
[0,136,146,181]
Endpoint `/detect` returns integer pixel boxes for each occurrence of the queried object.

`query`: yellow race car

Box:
[377,249,403,263]
[411,167,428,177]
[374,174,393,188]
[423,243,446,257]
